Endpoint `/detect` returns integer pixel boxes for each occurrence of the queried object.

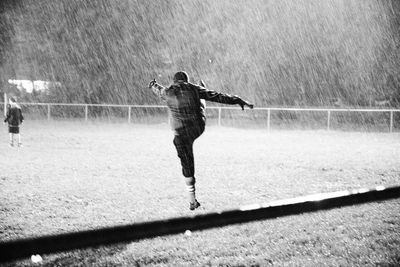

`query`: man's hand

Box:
[148,79,156,88]
[238,98,254,110]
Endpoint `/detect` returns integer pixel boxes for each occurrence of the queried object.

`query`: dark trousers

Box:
[173,123,205,177]
[8,126,20,134]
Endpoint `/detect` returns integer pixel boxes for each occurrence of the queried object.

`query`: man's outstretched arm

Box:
[196,82,254,110]
[4,108,10,123]
[148,79,167,100]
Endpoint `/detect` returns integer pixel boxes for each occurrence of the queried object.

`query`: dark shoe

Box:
[189,200,201,211]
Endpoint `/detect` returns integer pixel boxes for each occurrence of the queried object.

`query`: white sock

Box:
[185,177,196,203]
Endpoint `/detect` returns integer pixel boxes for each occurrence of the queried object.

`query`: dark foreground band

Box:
[1,185,399,263]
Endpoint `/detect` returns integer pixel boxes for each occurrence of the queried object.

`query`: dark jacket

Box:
[4,106,24,127]
[151,81,243,132]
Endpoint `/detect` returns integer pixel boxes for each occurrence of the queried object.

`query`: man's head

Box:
[9,97,16,103]
[173,71,189,83]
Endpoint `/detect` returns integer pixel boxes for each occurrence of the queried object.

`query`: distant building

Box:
[328,97,344,107]
[8,79,61,93]
[374,99,391,107]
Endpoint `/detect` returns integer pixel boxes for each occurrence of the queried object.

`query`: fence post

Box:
[3,92,7,117]
[327,110,331,131]
[85,105,88,121]
[128,106,131,123]
[390,110,393,133]
[47,104,51,120]
[267,108,271,131]
[218,107,222,126]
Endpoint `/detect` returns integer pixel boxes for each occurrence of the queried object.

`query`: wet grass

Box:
[1,121,399,266]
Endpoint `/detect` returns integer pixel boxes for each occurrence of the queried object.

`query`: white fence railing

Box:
[2,102,400,132]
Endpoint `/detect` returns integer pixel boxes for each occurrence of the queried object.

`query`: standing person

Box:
[4,97,24,147]
[149,71,254,210]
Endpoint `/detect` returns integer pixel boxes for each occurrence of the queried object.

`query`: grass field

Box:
[1,121,400,266]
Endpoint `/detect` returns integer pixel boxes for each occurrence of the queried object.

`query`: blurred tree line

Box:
[0,0,399,107]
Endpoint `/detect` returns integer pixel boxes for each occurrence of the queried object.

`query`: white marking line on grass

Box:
[240,190,355,211]
[354,188,369,194]
[239,186,394,212]
[239,203,262,211]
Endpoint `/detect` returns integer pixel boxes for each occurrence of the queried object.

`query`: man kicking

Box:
[149,71,254,210]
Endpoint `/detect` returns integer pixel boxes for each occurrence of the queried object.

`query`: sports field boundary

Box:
[2,102,399,131]
[1,185,399,263]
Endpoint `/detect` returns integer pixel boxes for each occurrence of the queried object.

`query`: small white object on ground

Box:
[184,230,192,236]
[31,254,43,263]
